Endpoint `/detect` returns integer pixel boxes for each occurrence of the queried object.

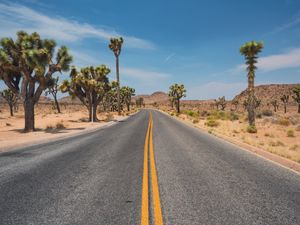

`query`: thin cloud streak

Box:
[0,3,156,50]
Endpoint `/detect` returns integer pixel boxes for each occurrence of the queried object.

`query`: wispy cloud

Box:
[163,53,175,63]
[0,3,156,50]
[122,68,170,81]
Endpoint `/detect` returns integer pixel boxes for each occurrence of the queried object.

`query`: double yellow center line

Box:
[141,113,164,225]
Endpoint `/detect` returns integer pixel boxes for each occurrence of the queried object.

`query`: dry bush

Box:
[205,119,219,127]
[287,129,295,137]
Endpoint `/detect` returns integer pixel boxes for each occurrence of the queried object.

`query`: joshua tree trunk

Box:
[54,94,61,113]
[247,72,255,126]
[9,103,13,116]
[284,104,287,113]
[24,98,35,132]
[127,103,130,112]
[116,56,121,115]
[298,104,300,113]
[176,99,180,113]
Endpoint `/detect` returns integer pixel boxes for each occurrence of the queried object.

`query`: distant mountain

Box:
[233,84,300,104]
[133,91,169,104]
[58,96,81,104]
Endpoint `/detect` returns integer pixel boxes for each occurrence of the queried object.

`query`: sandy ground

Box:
[160,107,300,164]
[0,104,132,152]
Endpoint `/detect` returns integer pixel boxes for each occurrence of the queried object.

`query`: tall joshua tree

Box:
[169,83,186,113]
[0,31,72,132]
[45,77,61,113]
[60,65,110,122]
[109,37,124,115]
[0,89,18,116]
[270,100,279,112]
[240,41,263,127]
[280,95,289,113]
[292,86,300,113]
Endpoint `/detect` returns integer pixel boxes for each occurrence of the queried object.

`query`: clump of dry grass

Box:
[205,119,219,127]
[56,122,66,129]
[287,129,295,137]
[278,118,290,126]
[269,140,285,147]
[289,144,299,151]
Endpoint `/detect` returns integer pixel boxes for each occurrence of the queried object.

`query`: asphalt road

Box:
[0,109,299,225]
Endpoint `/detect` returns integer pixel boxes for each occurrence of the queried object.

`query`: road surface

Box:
[0,109,299,225]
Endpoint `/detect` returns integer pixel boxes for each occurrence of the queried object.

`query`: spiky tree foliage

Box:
[45,77,61,113]
[0,89,18,116]
[240,41,264,127]
[60,65,110,122]
[270,100,279,112]
[0,31,72,131]
[169,83,186,113]
[168,89,176,109]
[292,86,300,113]
[215,96,226,111]
[109,37,123,115]
[280,95,289,113]
[243,96,261,110]
[232,99,239,111]
[121,86,135,111]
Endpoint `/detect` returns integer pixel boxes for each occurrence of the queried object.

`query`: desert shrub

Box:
[45,125,54,131]
[6,123,11,126]
[262,110,273,117]
[289,144,299,151]
[105,114,114,122]
[247,125,257,133]
[170,112,174,116]
[208,128,213,134]
[200,110,208,117]
[56,122,66,129]
[205,119,219,127]
[278,118,290,126]
[269,140,285,147]
[184,110,198,117]
[229,112,239,121]
[192,119,199,124]
[287,129,295,137]
[175,112,180,117]
[233,129,240,134]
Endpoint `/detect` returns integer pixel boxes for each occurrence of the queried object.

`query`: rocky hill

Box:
[133,91,169,104]
[58,96,81,104]
[233,84,300,104]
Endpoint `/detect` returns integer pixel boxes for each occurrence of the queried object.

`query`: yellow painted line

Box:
[140,114,151,225]
[149,113,164,225]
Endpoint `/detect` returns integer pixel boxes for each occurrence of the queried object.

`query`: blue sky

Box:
[0,0,300,99]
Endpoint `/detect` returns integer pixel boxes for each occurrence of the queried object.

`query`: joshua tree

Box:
[60,65,110,122]
[280,95,289,113]
[292,86,300,113]
[240,41,263,127]
[0,31,72,132]
[216,96,226,110]
[121,86,135,111]
[109,37,124,115]
[232,99,239,111]
[270,100,279,112]
[0,89,18,116]
[45,77,61,113]
[136,97,144,108]
[243,96,261,111]
[169,83,186,113]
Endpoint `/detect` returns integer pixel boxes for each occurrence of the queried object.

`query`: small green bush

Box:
[247,125,257,133]
[287,129,295,137]
[205,119,219,127]
[208,128,213,134]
